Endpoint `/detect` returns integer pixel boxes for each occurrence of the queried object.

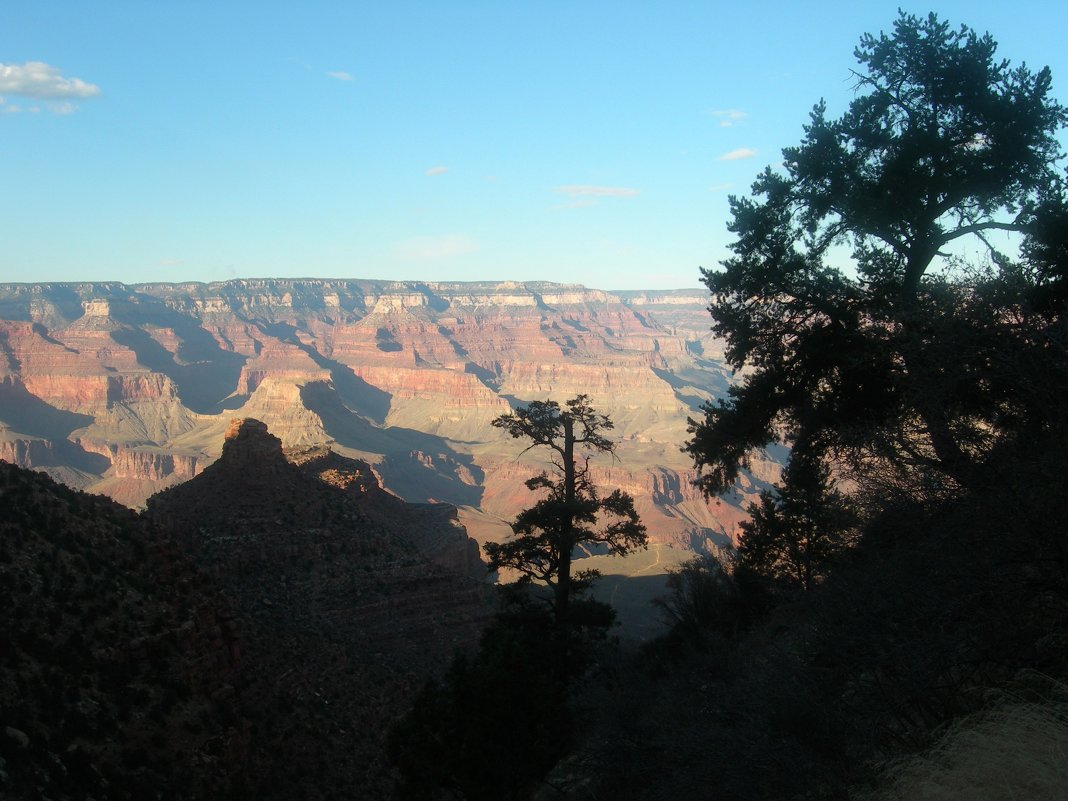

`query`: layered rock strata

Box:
[0,280,777,557]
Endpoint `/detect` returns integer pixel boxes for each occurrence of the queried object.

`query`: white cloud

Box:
[708,182,734,192]
[394,234,478,261]
[425,165,449,176]
[719,148,758,161]
[158,258,184,267]
[555,184,639,198]
[48,101,76,115]
[709,108,748,127]
[327,70,354,81]
[0,61,101,99]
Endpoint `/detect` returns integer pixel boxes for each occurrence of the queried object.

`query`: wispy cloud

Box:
[719,148,757,161]
[394,234,478,261]
[326,70,354,81]
[425,165,449,176]
[709,108,748,128]
[0,61,100,99]
[708,182,734,192]
[555,184,639,198]
[158,258,184,267]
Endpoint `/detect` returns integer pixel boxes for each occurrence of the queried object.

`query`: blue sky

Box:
[3,1,1067,290]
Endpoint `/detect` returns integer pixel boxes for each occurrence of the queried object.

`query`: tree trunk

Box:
[555,415,575,624]
[899,252,976,488]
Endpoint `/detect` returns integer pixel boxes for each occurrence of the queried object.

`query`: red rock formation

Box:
[0,436,57,468]
[77,438,201,481]
[0,280,775,560]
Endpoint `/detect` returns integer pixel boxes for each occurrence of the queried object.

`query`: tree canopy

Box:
[686,11,1068,499]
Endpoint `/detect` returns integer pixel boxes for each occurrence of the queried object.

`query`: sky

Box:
[3,1,1067,291]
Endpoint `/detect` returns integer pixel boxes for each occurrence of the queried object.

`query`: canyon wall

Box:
[0,279,778,554]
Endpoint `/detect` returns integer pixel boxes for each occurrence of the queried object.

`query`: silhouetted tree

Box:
[737,444,857,592]
[686,11,1068,499]
[487,395,647,626]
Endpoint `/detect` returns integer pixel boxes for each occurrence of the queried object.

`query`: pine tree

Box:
[487,395,647,626]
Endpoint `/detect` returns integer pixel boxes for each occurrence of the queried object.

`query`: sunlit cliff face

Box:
[0,279,778,552]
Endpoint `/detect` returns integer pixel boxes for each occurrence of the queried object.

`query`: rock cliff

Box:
[0,279,778,558]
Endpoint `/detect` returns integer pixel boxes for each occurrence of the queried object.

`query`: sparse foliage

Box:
[486,395,647,625]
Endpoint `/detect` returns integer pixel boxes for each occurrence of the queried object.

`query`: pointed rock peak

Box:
[221,418,284,463]
[225,417,269,441]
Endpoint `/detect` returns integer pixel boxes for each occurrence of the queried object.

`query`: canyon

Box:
[0,279,778,558]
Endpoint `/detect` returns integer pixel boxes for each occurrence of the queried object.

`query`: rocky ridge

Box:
[145,417,492,799]
[0,460,243,800]
[0,416,492,800]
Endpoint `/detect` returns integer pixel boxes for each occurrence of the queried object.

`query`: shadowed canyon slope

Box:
[0,419,491,800]
[0,279,778,552]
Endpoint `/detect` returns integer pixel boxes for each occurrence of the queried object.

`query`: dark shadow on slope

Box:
[31,323,80,353]
[687,526,734,553]
[27,286,91,326]
[413,283,450,313]
[433,326,502,393]
[464,362,502,392]
[322,364,391,424]
[256,320,299,340]
[0,380,111,473]
[375,328,403,352]
[0,378,95,441]
[0,330,20,372]
[110,325,180,377]
[109,319,247,415]
[652,366,732,413]
[543,323,577,354]
[498,394,525,411]
[561,316,590,333]
[439,326,470,358]
[217,393,251,411]
[299,380,484,507]
[256,324,393,424]
[169,320,248,413]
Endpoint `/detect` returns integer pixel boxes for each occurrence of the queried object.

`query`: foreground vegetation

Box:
[391,10,1068,800]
